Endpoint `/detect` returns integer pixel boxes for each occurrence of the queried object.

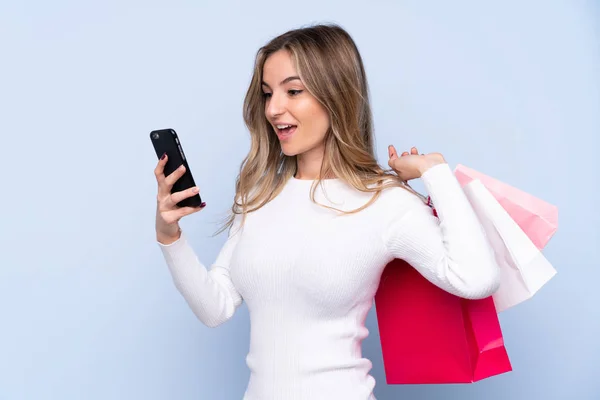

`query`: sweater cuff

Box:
[420,163,463,205]
[157,231,194,262]
[420,162,452,183]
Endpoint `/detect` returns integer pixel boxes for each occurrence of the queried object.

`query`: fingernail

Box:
[200,202,206,208]
[160,153,166,160]
[192,187,199,193]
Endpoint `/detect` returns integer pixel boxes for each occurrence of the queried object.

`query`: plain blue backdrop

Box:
[1,0,598,399]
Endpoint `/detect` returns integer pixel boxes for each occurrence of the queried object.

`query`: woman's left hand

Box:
[388,145,446,181]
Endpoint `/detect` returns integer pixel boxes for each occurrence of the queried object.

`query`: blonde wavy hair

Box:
[220,23,424,234]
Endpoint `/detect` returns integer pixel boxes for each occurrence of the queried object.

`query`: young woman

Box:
[153,24,500,400]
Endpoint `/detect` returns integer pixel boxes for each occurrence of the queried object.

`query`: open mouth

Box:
[275,124,297,139]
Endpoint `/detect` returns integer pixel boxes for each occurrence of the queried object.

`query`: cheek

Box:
[311,110,330,140]
[300,101,330,137]
[317,109,330,133]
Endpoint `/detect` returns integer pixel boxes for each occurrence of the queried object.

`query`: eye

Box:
[262,92,272,99]
[288,89,303,96]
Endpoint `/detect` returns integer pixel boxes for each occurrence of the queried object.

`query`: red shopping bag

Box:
[374,259,512,384]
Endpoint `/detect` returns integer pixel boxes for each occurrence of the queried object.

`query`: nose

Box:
[265,91,285,120]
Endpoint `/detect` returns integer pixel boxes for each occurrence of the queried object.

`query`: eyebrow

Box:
[261,76,301,89]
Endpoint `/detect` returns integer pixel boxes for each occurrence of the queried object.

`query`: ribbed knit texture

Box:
[158,163,500,400]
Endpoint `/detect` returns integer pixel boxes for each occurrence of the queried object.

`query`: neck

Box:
[294,145,326,180]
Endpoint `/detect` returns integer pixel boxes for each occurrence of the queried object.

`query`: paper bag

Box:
[460,179,557,312]
[454,164,558,250]
[374,259,512,384]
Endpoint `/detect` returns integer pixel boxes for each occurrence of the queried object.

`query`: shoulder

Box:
[374,182,428,213]
[367,185,435,236]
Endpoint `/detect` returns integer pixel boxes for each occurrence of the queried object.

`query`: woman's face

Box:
[261,50,330,157]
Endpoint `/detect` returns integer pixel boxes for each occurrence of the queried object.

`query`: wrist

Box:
[157,225,181,245]
[419,153,446,176]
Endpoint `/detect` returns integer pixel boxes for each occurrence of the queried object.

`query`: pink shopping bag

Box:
[454,164,558,250]
[453,165,558,311]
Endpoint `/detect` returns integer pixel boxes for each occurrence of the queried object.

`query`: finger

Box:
[388,145,398,160]
[155,154,172,197]
[173,204,206,220]
[401,151,409,157]
[154,153,168,181]
[161,204,206,224]
[410,147,418,155]
[164,164,186,187]
[170,186,201,205]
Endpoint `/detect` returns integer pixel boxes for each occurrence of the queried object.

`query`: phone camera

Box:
[151,132,159,140]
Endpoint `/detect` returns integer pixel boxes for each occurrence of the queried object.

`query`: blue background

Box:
[1,0,598,399]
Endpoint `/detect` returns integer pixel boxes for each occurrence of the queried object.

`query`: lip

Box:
[276,126,297,140]
[272,122,298,140]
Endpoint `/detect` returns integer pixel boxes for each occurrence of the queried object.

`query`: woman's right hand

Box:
[154,153,206,244]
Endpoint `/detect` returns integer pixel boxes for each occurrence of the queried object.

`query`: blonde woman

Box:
[153,24,500,400]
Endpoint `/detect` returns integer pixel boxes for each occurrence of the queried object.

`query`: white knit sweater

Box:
[158,163,500,400]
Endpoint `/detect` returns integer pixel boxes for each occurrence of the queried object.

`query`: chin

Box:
[279,140,303,156]
[281,145,299,157]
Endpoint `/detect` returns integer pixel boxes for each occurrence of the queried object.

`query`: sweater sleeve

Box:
[157,214,243,327]
[382,163,500,299]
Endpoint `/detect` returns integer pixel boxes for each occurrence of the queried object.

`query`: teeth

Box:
[276,124,293,129]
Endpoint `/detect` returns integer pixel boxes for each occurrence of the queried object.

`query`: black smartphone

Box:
[150,128,202,208]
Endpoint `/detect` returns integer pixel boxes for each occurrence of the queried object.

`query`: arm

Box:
[158,215,243,327]
[382,163,500,299]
